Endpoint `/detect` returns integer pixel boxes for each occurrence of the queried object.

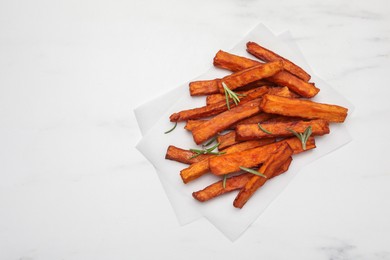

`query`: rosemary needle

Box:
[189,142,225,159]
[258,123,273,134]
[239,166,267,178]
[164,122,177,134]
[222,174,227,189]
[287,125,312,150]
[222,82,242,110]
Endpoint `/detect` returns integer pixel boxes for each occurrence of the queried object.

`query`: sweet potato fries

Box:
[164,41,349,209]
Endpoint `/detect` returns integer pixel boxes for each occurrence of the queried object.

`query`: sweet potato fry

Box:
[213,50,260,72]
[170,86,269,122]
[192,173,252,202]
[231,112,276,128]
[185,113,275,132]
[213,50,319,98]
[165,145,213,165]
[191,99,262,145]
[189,61,279,96]
[217,131,237,150]
[185,120,206,131]
[217,61,283,93]
[209,136,315,175]
[267,71,319,98]
[180,159,210,184]
[220,138,276,153]
[180,138,276,184]
[206,86,297,106]
[246,41,311,82]
[233,143,294,208]
[192,156,292,202]
[217,113,297,149]
[189,79,220,96]
[260,94,349,123]
[235,119,330,141]
[206,89,255,105]
[267,86,300,98]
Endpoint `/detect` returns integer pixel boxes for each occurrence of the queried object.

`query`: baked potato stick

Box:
[189,79,220,96]
[217,131,237,150]
[233,143,294,208]
[206,88,256,105]
[193,173,253,202]
[220,138,276,153]
[218,129,275,151]
[170,86,269,122]
[185,120,206,131]
[267,71,319,98]
[217,61,283,93]
[267,86,300,98]
[185,113,274,133]
[165,145,213,165]
[246,41,311,82]
[213,50,260,72]
[206,86,297,106]
[260,94,349,123]
[193,156,292,202]
[209,137,315,175]
[192,99,262,145]
[180,138,276,184]
[213,50,319,98]
[236,119,330,141]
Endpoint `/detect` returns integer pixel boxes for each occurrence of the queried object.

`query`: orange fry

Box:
[193,155,292,202]
[189,79,220,96]
[267,86,300,98]
[213,50,319,98]
[209,137,315,175]
[233,142,294,208]
[185,113,275,132]
[236,119,330,141]
[260,94,349,123]
[165,145,213,165]
[217,131,237,150]
[246,41,311,82]
[180,138,275,184]
[213,50,260,72]
[185,120,206,131]
[267,71,319,98]
[220,138,276,153]
[192,173,253,202]
[218,61,283,93]
[170,86,268,122]
[191,99,262,145]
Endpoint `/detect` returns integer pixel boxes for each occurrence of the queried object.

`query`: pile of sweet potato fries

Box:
[165,41,348,209]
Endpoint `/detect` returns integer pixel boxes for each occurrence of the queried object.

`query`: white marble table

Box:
[1,0,389,259]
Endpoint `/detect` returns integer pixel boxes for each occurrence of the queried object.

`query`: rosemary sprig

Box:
[202,136,217,147]
[222,82,244,110]
[222,174,227,189]
[189,142,226,159]
[239,166,267,178]
[164,122,177,134]
[258,123,273,134]
[287,125,312,150]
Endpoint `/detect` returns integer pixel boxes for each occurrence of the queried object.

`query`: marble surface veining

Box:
[0,0,389,259]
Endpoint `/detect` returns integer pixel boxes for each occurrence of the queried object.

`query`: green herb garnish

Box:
[189,142,225,159]
[287,125,312,150]
[222,174,227,189]
[203,136,217,147]
[222,82,244,110]
[164,122,177,134]
[258,123,273,134]
[239,166,267,178]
